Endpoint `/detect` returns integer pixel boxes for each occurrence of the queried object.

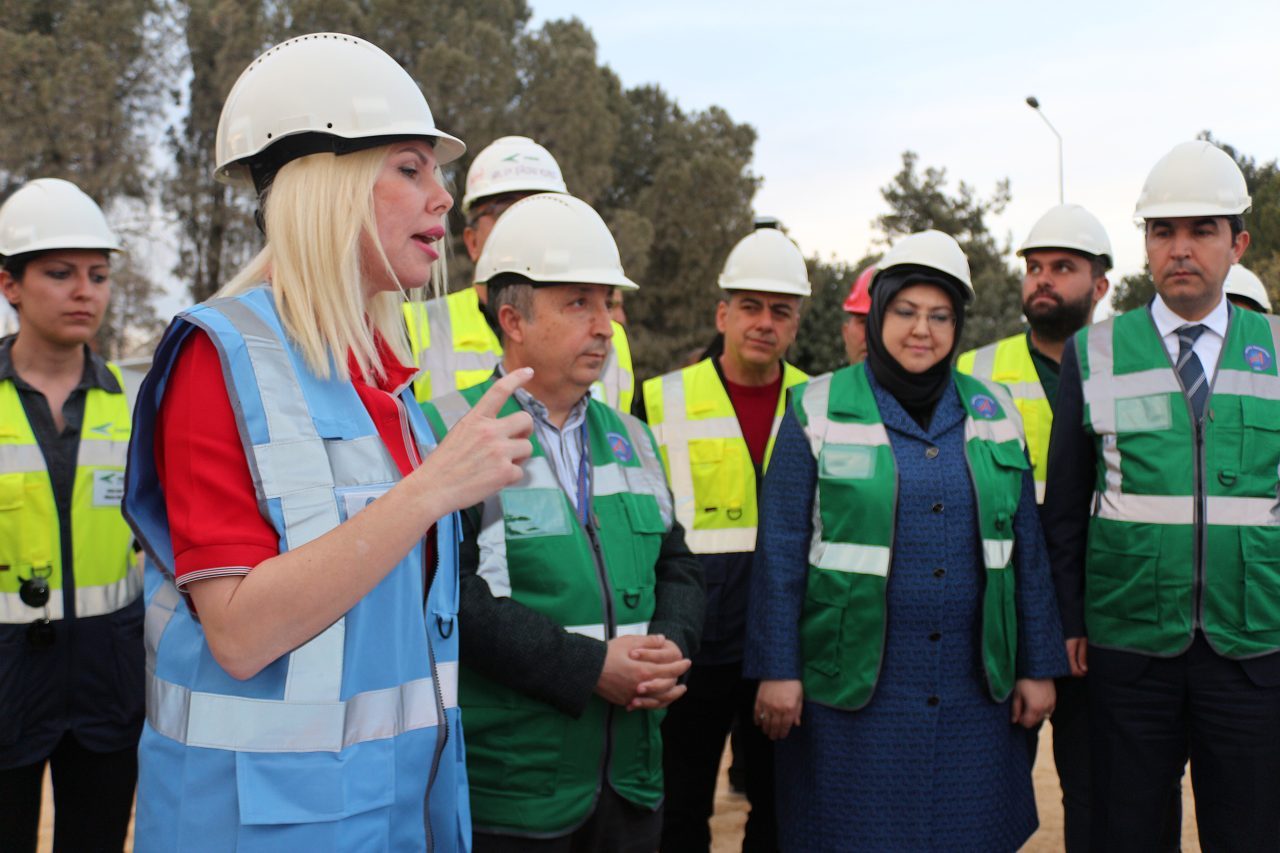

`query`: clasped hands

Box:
[595,634,692,711]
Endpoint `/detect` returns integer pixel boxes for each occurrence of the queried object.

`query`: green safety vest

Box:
[793,364,1028,709]
[404,287,634,409]
[1079,307,1280,658]
[0,363,138,622]
[958,333,1053,504]
[641,358,808,554]
[423,379,674,835]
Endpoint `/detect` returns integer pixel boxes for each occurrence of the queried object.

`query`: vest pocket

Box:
[234,738,396,825]
[1241,398,1280,493]
[463,704,567,797]
[1115,394,1173,433]
[0,472,24,511]
[801,569,853,677]
[1086,522,1160,623]
[1242,527,1280,631]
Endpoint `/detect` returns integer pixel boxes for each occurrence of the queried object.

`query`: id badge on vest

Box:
[92,470,125,507]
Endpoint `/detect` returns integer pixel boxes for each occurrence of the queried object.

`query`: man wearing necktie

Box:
[1042,140,1280,851]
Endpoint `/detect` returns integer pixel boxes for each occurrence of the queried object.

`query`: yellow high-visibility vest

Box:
[0,362,139,622]
[403,287,634,409]
[958,333,1052,503]
[642,357,808,554]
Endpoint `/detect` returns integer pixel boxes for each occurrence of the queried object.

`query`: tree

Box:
[1201,132,1280,308]
[608,89,758,378]
[876,152,1022,351]
[789,254,877,377]
[0,0,171,354]
[1111,267,1155,314]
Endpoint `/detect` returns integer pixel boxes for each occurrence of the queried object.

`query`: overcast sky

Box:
[528,0,1280,301]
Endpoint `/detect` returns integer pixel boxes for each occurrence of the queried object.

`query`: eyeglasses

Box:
[885,303,956,330]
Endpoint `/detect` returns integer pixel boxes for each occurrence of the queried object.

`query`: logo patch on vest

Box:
[970,394,998,419]
[607,431,634,462]
[1245,344,1273,372]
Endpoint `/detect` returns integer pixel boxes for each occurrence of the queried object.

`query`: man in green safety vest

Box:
[421,192,703,851]
[403,135,634,409]
[638,222,810,852]
[1044,140,1280,850]
[956,202,1112,851]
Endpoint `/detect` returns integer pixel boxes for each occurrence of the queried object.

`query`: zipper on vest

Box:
[584,519,617,805]
[423,632,449,853]
[392,392,446,850]
[1193,421,1206,630]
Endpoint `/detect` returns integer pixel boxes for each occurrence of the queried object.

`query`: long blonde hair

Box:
[220,145,447,382]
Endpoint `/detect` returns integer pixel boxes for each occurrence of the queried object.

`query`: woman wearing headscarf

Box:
[745,230,1068,851]
[124,33,534,851]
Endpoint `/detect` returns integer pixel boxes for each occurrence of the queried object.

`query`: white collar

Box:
[1150,291,1230,340]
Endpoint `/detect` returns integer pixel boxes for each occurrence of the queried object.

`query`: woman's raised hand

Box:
[420,368,535,514]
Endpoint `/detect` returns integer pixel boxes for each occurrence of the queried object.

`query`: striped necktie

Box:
[1176,324,1208,422]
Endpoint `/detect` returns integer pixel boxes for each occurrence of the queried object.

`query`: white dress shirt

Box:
[1149,292,1230,384]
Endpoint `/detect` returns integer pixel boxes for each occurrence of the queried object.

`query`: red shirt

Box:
[156,329,432,588]
[722,368,784,467]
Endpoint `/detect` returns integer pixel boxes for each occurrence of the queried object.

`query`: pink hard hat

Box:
[843,264,875,314]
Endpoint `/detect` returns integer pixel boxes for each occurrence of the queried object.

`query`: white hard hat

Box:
[717,228,811,297]
[0,178,122,258]
[1018,203,1113,270]
[462,136,568,216]
[215,33,465,189]
[1134,140,1251,221]
[874,229,973,300]
[1224,264,1271,312]
[475,193,637,290]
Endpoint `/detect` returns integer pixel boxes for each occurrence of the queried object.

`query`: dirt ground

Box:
[39,723,1199,851]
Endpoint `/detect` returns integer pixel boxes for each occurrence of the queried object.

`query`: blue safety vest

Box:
[124,287,468,852]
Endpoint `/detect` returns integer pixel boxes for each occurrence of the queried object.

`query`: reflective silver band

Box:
[1093,491,1280,526]
[77,440,128,468]
[148,660,459,753]
[684,525,756,553]
[564,621,650,642]
[970,343,998,378]
[0,443,48,473]
[809,541,891,577]
[983,538,1013,570]
[0,591,63,622]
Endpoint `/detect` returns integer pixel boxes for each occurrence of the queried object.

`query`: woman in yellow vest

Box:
[0,178,141,851]
[745,230,1068,851]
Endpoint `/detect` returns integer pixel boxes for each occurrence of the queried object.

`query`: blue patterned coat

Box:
[744,370,1068,852]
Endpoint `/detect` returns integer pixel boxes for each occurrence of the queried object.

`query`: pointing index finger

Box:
[471,368,533,418]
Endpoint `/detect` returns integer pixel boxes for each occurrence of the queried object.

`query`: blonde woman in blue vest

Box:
[0,178,140,851]
[123,34,534,851]
[745,230,1069,851]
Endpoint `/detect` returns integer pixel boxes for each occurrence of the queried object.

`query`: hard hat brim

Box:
[1134,201,1251,221]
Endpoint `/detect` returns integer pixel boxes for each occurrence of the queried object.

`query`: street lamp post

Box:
[1025,95,1063,204]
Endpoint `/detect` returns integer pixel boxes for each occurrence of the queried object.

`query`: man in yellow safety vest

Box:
[402,135,634,408]
[639,222,811,852]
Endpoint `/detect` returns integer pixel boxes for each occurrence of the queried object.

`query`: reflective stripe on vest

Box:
[795,365,1025,709]
[643,358,808,554]
[0,363,138,623]
[1079,308,1280,657]
[405,287,635,409]
[958,334,1052,503]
